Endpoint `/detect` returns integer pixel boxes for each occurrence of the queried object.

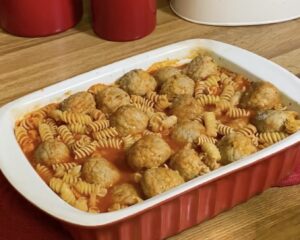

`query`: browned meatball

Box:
[61,92,96,114]
[117,69,157,96]
[141,167,184,198]
[153,66,182,86]
[170,146,209,180]
[252,110,298,132]
[241,82,281,110]
[185,55,218,80]
[218,132,257,164]
[110,105,149,136]
[108,183,143,211]
[170,95,203,121]
[95,86,130,114]
[34,140,70,166]
[82,156,120,187]
[127,135,172,170]
[171,120,205,143]
[159,74,195,100]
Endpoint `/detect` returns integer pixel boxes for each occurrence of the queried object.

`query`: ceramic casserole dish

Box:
[0,39,300,240]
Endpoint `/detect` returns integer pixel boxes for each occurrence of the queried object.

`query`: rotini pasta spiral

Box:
[226,107,250,118]
[57,125,75,146]
[87,120,110,133]
[97,138,123,149]
[43,118,58,135]
[145,91,171,111]
[122,135,141,150]
[89,109,107,121]
[203,112,217,137]
[49,177,64,193]
[216,100,232,111]
[60,182,76,205]
[196,95,220,106]
[92,127,119,140]
[131,102,154,117]
[36,164,53,183]
[52,162,78,171]
[204,75,220,87]
[15,126,32,146]
[33,104,58,119]
[74,181,107,197]
[220,73,236,87]
[130,95,154,108]
[20,117,40,130]
[74,141,97,159]
[67,123,87,134]
[52,162,79,178]
[38,123,54,142]
[258,132,288,144]
[50,110,92,124]
[220,85,235,102]
[71,135,92,151]
[62,173,81,185]
[67,165,82,177]
[217,123,234,135]
[142,129,162,137]
[236,124,257,136]
[194,80,206,98]
[194,134,217,145]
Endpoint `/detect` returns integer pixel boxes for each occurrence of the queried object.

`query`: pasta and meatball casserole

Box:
[14,53,300,213]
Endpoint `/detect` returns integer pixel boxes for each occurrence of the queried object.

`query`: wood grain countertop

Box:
[0,1,300,239]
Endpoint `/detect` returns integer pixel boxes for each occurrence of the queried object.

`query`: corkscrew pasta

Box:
[14,52,300,214]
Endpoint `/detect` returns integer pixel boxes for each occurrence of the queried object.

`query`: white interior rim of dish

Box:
[0,39,300,227]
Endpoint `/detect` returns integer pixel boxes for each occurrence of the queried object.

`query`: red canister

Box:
[0,0,83,37]
[91,0,156,41]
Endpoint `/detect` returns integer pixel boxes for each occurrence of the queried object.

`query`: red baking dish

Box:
[0,0,83,37]
[0,39,300,240]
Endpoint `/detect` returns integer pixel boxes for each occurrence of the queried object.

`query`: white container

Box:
[0,39,300,230]
[170,0,300,26]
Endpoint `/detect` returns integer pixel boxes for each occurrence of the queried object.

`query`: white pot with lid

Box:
[170,0,300,26]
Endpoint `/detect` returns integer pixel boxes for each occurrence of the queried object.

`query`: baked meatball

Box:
[171,120,205,143]
[34,140,70,166]
[159,74,195,100]
[170,146,210,180]
[61,92,96,114]
[218,132,257,164]
[153,66,182,86]
[186,55,219,80]
[108,183,142,211]
[117,69,157,96]
[82,156,120,187]
[110,105,149,136]
[240,82,281,110]
[252,110,298,132]
[95,86,130,114]
[141,167,184,198]
[170,95,203,121]
[127,135,172,170]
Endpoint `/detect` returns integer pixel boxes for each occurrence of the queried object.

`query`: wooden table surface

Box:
[1,1,300,239]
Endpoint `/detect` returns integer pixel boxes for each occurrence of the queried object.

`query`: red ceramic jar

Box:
[0,0,83,37]
[91,0,156,42]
